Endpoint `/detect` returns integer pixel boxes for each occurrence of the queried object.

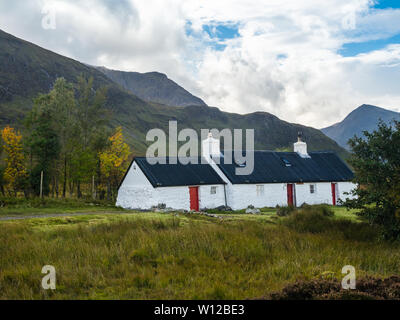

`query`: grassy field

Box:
[0,204,399,300]
[0,197,126,216]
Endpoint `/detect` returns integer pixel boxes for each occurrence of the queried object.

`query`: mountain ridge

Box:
[97,66,206,107]
[0,28,347,158]
[321,104,400,149]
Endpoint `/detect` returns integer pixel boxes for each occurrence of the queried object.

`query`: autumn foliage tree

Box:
[0,76,130,201]
[0,143,5,196]
[99,127,130,200]
[1,126,28,196]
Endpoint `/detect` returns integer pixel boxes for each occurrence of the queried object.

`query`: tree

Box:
[72,75,110,197]
[28,78,77,197]
[0,143,5,196]
[76,75,109,149]
[344,120,400,240]
[26,109,60,196]
[1,126,28,196]
[50,78,78,197]
[25,76,111,199]
[0,165,5,196]
[99,127,130,201]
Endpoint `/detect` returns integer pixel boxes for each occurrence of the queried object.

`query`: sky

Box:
[1,0,400,128]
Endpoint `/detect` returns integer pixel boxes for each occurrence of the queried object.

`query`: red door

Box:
[287,184,294,206]
[331,183,337,206]
[189,187,199,211]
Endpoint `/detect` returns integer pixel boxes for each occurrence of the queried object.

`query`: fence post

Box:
[92,175,95,200]
[40,171,43,198]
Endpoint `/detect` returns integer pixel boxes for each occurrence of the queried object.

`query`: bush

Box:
[276,205,296,217]
[300,203,334,217]
[282,207,333,233]
[269,276,400,300]
[282,206,381,241]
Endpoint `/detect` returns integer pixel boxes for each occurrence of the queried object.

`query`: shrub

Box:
[282,206,381,241]
[282,208,332,233]
[312,204,334,217]
[269,276,400,300]
[276,205,296,217]
[300,203,334,217]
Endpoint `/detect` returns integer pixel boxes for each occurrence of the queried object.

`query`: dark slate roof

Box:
[122,157,226,188]
[216,151,354,184]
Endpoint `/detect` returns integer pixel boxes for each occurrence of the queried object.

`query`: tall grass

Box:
[281,206,381,241]
[0,213,399,299]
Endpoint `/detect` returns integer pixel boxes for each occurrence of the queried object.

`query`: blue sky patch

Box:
[185,21,239,51]
[202,24,240,40]
[339,34,400,57]
[372,0,400,9]
[338,1,400,57]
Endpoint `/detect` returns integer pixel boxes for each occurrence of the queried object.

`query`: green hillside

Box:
[0,29,348,158]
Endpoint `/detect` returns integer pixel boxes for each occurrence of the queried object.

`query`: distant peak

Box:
[353,104,399,115]
[358,104,379,110]
[145,71,167,78]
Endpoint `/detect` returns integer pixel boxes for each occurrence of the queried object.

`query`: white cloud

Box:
[0,0,400,127]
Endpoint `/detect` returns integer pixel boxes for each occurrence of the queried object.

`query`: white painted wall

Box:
[199,185,226,210]
[227,183,287,210]
[224,181,357,210]
[116,160,357,210]
[295,182,332,206]
[116,160,226,210]
[337,181,357,203]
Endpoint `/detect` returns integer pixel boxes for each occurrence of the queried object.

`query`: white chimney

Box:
[294,132,310,158]
[202,132,220,161]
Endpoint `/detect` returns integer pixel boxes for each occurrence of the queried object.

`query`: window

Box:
[281,157,292,167]
[256,185,264,196]
[210,186,217,195]
[310,184,316,194]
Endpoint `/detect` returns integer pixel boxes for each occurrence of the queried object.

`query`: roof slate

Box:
[133,157,227,188]
[119,151,354,189]
[216,151,354,184]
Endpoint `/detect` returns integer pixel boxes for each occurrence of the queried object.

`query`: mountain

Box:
[321,104,400,150]
[0,28,347,158]
[0,28,146,124]
[97,67,206,107]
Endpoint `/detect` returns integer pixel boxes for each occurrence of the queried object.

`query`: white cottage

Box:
[116,134,356,210]
[116,156,227,210]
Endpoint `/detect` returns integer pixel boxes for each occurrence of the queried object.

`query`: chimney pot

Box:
[202,132,220,161]
[294,133,310,158]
